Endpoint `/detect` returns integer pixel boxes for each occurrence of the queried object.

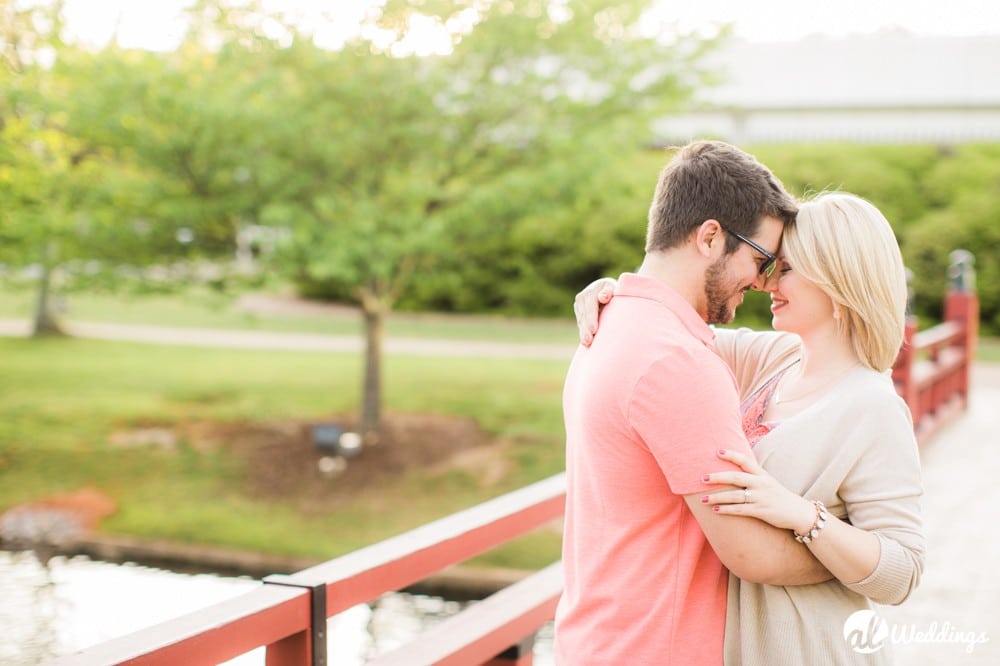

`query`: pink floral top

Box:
[740,367,793,447]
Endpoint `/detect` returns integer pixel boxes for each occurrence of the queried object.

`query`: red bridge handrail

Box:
[49,474,567,666]
[893,250,979,445]
[366,562,563,666]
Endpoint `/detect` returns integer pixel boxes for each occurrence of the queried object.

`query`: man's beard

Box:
[704,257,741,325]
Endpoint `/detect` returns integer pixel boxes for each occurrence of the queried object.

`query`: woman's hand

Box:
[702,449,816,534]
[574,277,617,346]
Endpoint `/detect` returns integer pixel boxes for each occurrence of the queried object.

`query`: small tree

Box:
[197,0,714,442]
[1,4,268,331]
[3,0,717,442]
[0,3,103,335]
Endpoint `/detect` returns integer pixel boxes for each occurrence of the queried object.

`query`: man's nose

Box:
[749,271,768,292]
[749,270,779,293]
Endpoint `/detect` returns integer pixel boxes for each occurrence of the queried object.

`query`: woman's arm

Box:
[574,277,617,346]
[834,394,925,604]
[704,390,925,605]
[702,450,881,586]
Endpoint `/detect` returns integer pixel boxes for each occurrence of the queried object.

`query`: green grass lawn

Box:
[0,287,578,570]
[0,334,569,569]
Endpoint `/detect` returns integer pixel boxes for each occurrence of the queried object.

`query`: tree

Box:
[1,3,271,334]
[78,45,265,276]
[218,0,715,443]
[2,0,717,441]
[0,2,106,335]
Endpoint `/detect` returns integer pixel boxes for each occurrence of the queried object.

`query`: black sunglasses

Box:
[723,228,778,278]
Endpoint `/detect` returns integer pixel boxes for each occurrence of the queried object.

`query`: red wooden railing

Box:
[49,253,978,666]
[48,474,567,666]
[893,249,979,445]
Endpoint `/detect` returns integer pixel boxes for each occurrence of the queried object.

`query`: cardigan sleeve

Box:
[838,385,926,605]
[711,328,801,401]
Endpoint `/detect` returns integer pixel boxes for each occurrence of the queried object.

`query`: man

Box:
[554,141,829,665]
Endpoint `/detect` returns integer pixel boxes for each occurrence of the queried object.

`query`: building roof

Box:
[654,32,1000,143]
[694,31,1000,109]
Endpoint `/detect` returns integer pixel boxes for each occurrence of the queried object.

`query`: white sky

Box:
[60,0,1000,52]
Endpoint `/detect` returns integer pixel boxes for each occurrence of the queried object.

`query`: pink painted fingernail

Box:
[702,475,710,483]
[701,496,709,503]
[713,506,720,512]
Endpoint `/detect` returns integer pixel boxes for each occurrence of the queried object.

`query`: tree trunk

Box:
[359,296,384,446]
[31,249,64,337]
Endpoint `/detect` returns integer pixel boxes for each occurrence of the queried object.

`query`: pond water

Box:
[0,550,554,665]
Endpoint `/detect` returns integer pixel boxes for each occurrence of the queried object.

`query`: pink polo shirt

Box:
[555,273,752,665]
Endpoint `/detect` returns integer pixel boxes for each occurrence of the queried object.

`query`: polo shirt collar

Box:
[615,272,715,346]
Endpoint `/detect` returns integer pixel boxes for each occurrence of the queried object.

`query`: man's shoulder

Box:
[599,307,717,369]
[602,294,695,340]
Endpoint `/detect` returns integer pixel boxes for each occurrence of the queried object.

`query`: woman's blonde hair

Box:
[782,192,908,371]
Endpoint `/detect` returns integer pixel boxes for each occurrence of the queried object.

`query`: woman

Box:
[575,192,925,664]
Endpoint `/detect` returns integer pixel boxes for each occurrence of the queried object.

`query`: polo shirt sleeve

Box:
[628,347,753,496]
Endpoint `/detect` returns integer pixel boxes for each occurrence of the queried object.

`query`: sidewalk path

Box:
[0,319,577,361]
[881,363,1000,664]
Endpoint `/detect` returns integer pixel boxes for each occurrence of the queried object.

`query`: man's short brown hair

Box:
[645,140,798,253]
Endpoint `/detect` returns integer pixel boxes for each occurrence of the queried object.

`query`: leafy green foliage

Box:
[163,0,713,435]
[904,185,1000,329]
[750,143,1000,332]
[3,3,999,341]
[750,143,942,231]
[210,0,712,317]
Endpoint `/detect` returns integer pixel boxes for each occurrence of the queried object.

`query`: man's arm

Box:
[626,344,832,585]
[684,491,832,585]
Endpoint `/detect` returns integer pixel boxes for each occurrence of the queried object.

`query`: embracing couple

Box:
[555,140,925,665]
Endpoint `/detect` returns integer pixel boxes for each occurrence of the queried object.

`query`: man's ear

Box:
[693,219,724,259]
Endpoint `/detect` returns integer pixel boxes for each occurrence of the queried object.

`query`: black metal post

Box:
[263,575,328,666]
[490,635,536,665]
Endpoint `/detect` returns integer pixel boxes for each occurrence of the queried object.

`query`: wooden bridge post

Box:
[943,249,979,400]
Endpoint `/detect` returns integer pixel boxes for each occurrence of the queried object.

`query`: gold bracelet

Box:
[793,500,828,544]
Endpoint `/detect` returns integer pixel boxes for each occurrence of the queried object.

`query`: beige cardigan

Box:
[713,328,926,666]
